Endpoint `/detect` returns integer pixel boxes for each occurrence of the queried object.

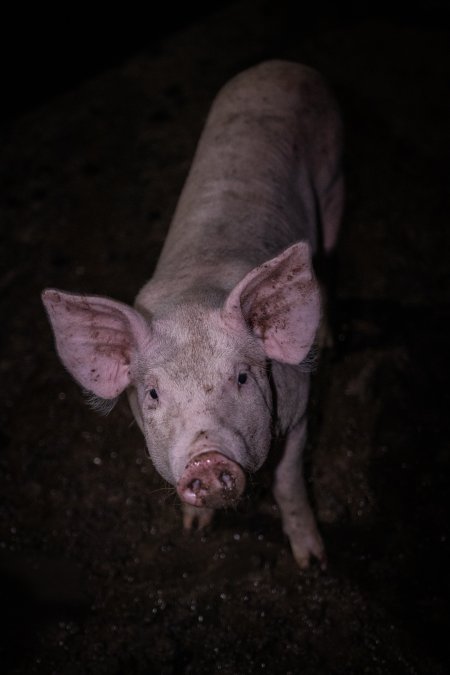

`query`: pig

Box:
[42,60,344,568]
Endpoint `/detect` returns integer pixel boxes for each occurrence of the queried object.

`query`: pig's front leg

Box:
[182,503,215,530]
[273,417,326,569]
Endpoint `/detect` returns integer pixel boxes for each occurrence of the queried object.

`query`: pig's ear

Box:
[42,289,151,399]
[222,243,320,365]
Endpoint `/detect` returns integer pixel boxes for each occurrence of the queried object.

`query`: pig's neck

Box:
[135,173,316,314]
[135,260,243,316]
[154,157,317,279]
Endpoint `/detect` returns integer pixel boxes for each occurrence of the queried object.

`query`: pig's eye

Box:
[237,372,248,385]
[148,388,159,400]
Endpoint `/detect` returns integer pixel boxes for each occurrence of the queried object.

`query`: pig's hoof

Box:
[289,532,327,571]
[182,503,215,531]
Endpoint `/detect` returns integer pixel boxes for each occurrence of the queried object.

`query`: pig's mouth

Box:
[176,451,246,509]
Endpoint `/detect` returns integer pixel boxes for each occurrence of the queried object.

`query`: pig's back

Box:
[148,61,342,300]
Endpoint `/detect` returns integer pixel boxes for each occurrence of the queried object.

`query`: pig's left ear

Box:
[222,243,320,365]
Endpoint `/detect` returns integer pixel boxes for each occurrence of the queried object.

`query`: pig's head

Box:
[42,242,320,510]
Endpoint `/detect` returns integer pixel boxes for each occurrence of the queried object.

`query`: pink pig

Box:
[42,61,343,568]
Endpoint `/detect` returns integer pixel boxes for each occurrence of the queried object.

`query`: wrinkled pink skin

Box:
[42,61,343,569]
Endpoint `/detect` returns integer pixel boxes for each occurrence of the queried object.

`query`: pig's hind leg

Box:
[273,417,326,569]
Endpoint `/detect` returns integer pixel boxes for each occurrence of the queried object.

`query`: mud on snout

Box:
[176,451,246,509]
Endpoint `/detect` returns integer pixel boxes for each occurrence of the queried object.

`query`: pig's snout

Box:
[177,452,245,509]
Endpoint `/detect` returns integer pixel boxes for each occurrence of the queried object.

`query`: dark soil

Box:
[1,2,449,673]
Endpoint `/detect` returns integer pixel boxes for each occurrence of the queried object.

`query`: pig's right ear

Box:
[41,289,151,399]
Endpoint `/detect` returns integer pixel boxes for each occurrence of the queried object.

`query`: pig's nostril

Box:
[219,471,234,490]
[178,452,246,508]
[189,478,203,494]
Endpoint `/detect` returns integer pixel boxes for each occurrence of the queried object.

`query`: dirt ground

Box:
[1,2,449,673]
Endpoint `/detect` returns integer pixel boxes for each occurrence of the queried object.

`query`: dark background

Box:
[1,1,446,124]
[1,1,449,673]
